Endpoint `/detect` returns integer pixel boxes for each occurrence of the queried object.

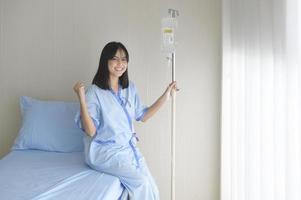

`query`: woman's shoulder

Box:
[87,84,105,92]
[85,84,104,96]
[85,84,105,104]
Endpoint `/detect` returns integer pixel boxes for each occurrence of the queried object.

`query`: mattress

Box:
[0,150,128,200]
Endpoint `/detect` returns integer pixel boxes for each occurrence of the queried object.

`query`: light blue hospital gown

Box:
[75,81,159,200]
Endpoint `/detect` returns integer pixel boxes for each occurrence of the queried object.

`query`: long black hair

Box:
[92,41,129,89]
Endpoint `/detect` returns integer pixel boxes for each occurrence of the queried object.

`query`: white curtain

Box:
[221,0,301,199]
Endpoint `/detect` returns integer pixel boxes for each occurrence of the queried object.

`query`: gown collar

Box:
[109,83,122,96]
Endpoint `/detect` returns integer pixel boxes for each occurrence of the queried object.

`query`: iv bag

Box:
[161,17,178,53]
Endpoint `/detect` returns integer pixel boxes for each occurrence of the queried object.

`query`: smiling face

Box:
[92,42,130,90]
[108,48,128,79]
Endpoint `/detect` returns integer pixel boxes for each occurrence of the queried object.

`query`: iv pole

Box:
[166,8,179,200]
[171,50,176,200]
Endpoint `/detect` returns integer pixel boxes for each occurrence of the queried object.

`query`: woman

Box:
[73,41,178,200]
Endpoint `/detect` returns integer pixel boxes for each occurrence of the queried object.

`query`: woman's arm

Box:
[141,81,178,122]
[73,82,96,137]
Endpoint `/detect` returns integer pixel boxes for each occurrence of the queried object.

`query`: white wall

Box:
[0,0,221,199]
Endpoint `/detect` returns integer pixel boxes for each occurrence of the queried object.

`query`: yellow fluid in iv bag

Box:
[162,17,177,53]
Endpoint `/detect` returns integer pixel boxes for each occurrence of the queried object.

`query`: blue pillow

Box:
[12,96,84,152]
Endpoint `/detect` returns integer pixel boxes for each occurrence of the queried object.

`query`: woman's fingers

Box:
[169,81,179,91]
[76,82,84,89]
[165,81,179,99]
[73,82,85,94]
[75,82,83,88]
[170,81,176,86]
[163,81,179,101]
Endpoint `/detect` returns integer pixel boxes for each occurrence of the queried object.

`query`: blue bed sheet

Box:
[0,150,128,200]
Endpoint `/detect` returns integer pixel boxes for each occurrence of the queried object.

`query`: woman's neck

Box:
[109,77,119,92]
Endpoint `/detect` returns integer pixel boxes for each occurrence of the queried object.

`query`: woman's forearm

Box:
[141,81,178,122]
[79,96,96,137]
[141,94,167,122]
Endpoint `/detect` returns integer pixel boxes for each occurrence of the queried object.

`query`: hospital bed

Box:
[0,96,128,200]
